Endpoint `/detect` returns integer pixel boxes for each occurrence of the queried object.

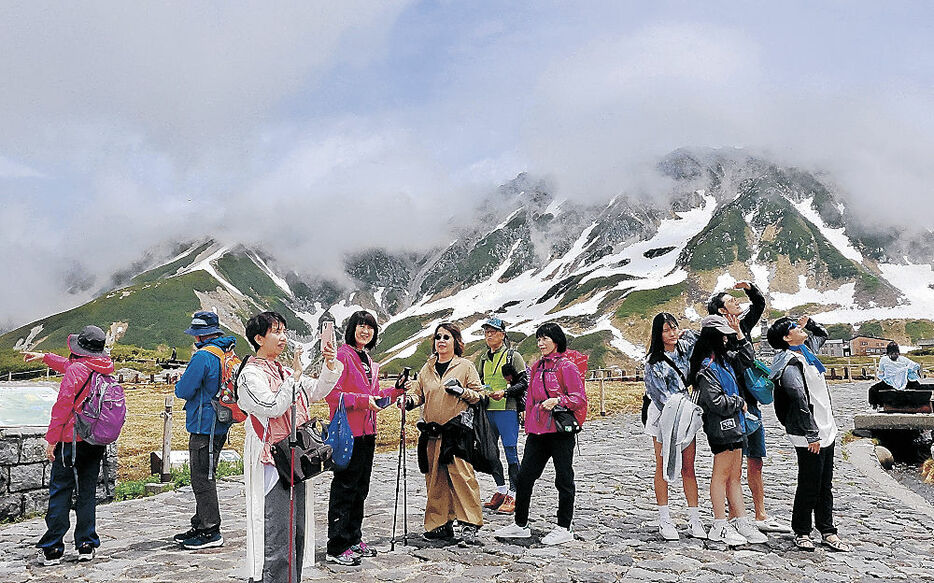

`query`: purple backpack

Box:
[72,372,127,446]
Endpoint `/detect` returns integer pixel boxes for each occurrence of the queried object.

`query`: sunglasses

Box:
[787,322,798,331]
[434,333,453,341]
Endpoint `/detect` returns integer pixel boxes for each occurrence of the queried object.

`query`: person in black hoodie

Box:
[690,315,767,547]
[706,281,789,534]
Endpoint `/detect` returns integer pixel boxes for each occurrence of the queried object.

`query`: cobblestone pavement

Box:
[2,382,932,582]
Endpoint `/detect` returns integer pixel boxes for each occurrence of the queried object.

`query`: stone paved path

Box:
[2,382,933,582]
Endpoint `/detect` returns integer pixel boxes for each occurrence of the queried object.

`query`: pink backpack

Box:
[73,372,127,446]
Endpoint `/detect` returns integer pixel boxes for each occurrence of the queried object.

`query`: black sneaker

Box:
[173,527,199,544]
[181,530,224,550]
[423,522,455,542]
[77,544,96,562]
[38,548,63,566]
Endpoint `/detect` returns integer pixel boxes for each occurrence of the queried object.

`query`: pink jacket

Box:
[326,344,404,437]
[524,352,587,435]
[44,353,115,444]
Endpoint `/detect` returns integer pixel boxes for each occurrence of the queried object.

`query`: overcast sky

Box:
[1,1,933,329]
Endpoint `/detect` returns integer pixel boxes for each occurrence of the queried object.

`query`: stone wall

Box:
[0,426,117,521]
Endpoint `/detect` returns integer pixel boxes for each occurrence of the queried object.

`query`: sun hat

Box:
[67,325,107,357]
[184,311,224,337]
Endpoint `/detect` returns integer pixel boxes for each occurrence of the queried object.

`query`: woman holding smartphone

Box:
[402,322,485,545]
[325,310,406,566]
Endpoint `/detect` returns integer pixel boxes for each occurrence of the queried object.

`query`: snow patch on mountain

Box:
[178,245,246,298]
[770,275,856,311]
[249,251,293,297]
[790,197,864,264]
[593,316,643,359]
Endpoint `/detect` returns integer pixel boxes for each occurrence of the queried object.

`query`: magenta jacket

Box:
[44,353,115,444]
[326,344,404,437]
[524,351,588,435]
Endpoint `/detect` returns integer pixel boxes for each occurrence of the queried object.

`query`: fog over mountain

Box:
[1,3,933,330]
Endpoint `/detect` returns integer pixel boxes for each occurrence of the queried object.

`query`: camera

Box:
[444,378,465,397]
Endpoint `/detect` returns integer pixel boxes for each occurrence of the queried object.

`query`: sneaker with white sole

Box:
[326,549,361,566]
[687,518,707,539]
[77,544,96,562]
[493,522,531,539]
[658,519,679,541]
[755,517,791,533]
[708,522,747,546]
[731,517,768,544]
[181,530,224,550]
[541,526,574,546]
[38,548,63,566]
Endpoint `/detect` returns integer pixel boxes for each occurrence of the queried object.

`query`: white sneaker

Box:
[708,522,747,546]
[541,526,574,546]
[731,517,768,544]
[687,518,707,539]
[658,519,679,541]
[755,517,792,533]
[494,522,531,539]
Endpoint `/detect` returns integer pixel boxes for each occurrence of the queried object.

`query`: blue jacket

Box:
[174,335,237,435]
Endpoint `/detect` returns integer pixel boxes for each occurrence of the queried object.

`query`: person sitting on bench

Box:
[869,342,922,408]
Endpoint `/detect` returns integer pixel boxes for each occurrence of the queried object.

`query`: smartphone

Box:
[374,395,392,408]
[321,321,335,350]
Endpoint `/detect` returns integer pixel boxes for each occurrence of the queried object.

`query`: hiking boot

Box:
[458,524,482,547]
[541,526,574,546]
[38,548,63,566]
[77,544,96,562]
[423,522,455,542]
[708,522,747,546]
[484,492,506,510]
[493,522,531,539]
[350,541,377,557]
[497,495,516,514]
[687,518,707,539]
[659,519,679,541]
[173,527,199,544]
[181,530,224,550]
[731,517,768,544]
[326,549,361,566]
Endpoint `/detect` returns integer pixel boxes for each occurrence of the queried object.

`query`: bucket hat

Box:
[67,325,107,357]
[184,311,223,336]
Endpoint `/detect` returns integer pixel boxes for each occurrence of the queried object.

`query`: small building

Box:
[917,338,934,349]
[849,335,892,357]
[819,338,847,358]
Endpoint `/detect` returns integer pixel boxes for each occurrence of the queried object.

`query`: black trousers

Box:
[514,432,576,529]
[327,434,376,555]
[792,441,837,537]
[189,432,227,533]
[37,441,105,553]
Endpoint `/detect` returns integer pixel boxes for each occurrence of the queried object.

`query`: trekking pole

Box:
[288,378,298,583]
[401,400,408,546]
[391,396,407,550]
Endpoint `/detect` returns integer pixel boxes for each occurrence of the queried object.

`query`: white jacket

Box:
[237,360,343,581]
[658,392,703,483]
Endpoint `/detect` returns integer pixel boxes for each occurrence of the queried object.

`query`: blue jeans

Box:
[487,410,520,490]
[37,441,106,553]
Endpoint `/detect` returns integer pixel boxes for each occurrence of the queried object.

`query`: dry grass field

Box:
[118,379,645,482]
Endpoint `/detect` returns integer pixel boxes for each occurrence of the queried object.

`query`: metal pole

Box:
[599,370,606,416]
[161,396,173,482]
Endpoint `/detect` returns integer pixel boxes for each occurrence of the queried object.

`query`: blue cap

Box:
[184,311,223,336]
[481,316,506,332]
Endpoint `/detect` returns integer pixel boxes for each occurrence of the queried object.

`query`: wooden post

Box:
[46,368,50,379]
[599,370,606,416]
[161,396,173,482]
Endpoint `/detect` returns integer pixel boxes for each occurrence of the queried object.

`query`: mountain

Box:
[4,148,934,371]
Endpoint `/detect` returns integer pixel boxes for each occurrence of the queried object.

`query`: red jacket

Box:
[326,344,404,437]
[44,353,115,444]
[524,351,588,435]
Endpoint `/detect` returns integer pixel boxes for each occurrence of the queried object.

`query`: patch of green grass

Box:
[684,206,751,271]
[556,274,636,309]
[826,323,855,341]
[373,310,452,361]
[857,321,884,338]
[0,270,250,356]
[906,320,934,343]
[113,459,243,502]
[615,283,686,320]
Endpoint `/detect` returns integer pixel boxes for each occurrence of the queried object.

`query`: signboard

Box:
[0,385,58,427]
